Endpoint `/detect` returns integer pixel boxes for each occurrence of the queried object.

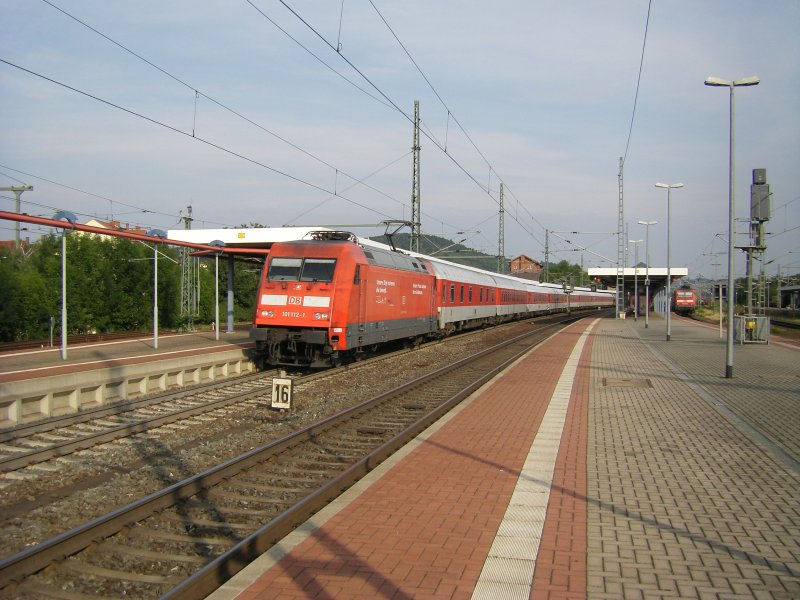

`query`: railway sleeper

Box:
[126,525,233,548]
[101,542,207,564]
[55,557,186,585]
[159,512,257,533]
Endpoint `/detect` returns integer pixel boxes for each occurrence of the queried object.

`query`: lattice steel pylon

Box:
[616,157,625,317]
[179,205,199,330]
[498,183,505,273]
[410,100,421,253]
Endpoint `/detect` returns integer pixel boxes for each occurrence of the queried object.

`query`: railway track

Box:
[0,370,280,473]
[772,318,800,331]
[0,312,584,475]
[0,331,151,353]
[0,313,589,599]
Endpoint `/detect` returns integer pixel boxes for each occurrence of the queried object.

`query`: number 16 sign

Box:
[271,377,293,409]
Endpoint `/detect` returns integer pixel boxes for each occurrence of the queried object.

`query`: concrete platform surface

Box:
[204,316,800,599]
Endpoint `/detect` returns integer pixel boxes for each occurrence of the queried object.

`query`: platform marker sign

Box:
[271,377,293,409]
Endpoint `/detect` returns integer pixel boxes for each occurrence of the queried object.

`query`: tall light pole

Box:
[655,182,684,341]
[629,239,643,320]
[53,211,77,360]
[705,75,760,378]
[209,240,226,341]
[638,220,657,328]
[146,229,167,349]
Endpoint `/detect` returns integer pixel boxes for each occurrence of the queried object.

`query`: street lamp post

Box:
[655,182,684,341]
[638,220,657,328]
[146,229,167,349]
[209,240,226,341]
[53,211,77,360]
[705,75,760,378]
[629,239,643,320]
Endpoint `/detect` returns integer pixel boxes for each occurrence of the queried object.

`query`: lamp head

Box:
[705,76,731,87]
[705,75,759,87]
[53,210,77,225]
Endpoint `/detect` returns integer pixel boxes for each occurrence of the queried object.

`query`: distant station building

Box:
[780,284,800,310]
[509,255,543,281]
[588,266,689,314]
[83,219,148,240]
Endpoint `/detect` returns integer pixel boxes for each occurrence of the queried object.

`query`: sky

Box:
[1,0,798,280]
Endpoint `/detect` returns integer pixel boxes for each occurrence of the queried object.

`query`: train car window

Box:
[469,287,473,303]
[353,264,360,284]
[268,257,302,281]
[300,258,336,282]
[450,284,455,303]
[460,285,464,303]
[480,288,483,303]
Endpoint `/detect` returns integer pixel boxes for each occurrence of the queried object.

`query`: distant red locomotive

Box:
[251,231,614,367]
[672,285,698,315]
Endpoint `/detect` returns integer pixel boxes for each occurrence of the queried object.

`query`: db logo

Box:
[288,296,302,305]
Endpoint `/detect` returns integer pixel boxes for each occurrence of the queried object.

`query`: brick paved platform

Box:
[207,316,800,600]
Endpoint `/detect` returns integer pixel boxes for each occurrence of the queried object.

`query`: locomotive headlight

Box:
[313,312,329,320]
[261,310,274,318]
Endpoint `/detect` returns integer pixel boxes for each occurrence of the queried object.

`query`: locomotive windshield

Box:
[267,257,336,282]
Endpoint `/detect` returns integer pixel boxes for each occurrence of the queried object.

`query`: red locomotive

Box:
[251,231,614,367]
[672,285,698,315]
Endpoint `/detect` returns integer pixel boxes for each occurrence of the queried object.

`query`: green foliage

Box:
[542,259,586,284]
[0,234,260,343]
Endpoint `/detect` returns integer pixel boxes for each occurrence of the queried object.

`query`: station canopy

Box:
[588,267,689,292]
[167,226,334,250]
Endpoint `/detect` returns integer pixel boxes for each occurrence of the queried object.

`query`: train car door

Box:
[356,265,367,331]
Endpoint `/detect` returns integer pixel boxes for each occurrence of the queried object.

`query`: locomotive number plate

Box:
[271,377,293,409]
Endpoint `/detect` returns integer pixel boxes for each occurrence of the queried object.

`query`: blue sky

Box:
[1,0,798,279]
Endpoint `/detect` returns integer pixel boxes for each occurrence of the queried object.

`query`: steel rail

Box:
[0,371,280,472]
[772,319,800,331]
[0,370,276,443]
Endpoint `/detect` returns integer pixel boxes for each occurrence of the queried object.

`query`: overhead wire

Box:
[0,163,178,222]
[1,59,418,229]
[364,0,552,247]
[37,0,549,253]
[265,0,547,251]
[622,0,653,166]
[40,0,405,210]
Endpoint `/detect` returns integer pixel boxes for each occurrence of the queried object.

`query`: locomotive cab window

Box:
[267,257,302,281]
[267,257,336,282]
[301,258,336,282]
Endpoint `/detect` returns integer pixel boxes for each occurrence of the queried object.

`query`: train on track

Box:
[672,285,698,315]
[250,231,615,367]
